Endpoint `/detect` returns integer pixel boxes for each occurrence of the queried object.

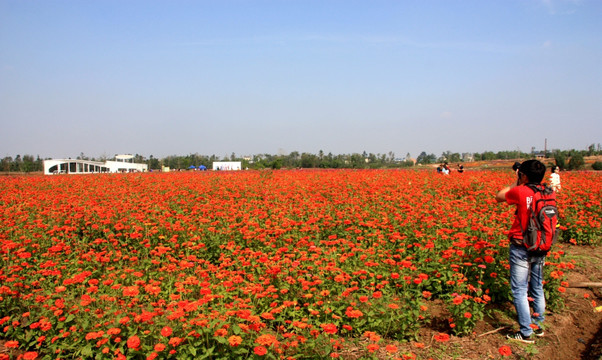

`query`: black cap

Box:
[512,162,521,171]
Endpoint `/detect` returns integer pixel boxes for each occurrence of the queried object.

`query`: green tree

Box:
[2,156,12,172]
[149,155,160,170]
[22,155,35,172]
[567,154,585,170]
[554,153,566,170]
[300,153,318,168]
[417,152,436,165]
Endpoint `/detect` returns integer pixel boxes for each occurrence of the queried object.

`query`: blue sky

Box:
[1,0,600,160]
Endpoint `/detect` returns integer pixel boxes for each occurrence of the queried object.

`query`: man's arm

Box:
[496,183,517,203]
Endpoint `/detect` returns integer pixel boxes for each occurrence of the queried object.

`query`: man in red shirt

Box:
[496,160,549,343]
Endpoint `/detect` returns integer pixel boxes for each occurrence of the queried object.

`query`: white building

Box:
[212,161,242,171]
[43,154,148,175]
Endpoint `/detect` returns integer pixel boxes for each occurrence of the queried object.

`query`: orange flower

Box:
[22,352,38,360]
[434,333,450,342]
[367,344,379,353]
[255,334,277,347]
[168,337,183,347]
[254,346,267,356]
[498,345,512,356]
[214,328,227,337]
[160,326,172,337]
[385,344,398,353]
[320,323,338,334]
[107,328,121,336]
[122,286,139,297]
[4,341,18,348]
[127,335,141,350]
[228,335,243,347]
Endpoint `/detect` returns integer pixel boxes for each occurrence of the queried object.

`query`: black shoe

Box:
[533,328,544,337]
[507,331,535,344]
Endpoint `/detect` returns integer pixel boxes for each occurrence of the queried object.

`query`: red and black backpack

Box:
[521,184,558,256]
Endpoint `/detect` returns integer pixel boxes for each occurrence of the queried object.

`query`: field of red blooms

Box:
[0,169,600,360]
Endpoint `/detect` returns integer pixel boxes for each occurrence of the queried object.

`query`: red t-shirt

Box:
[505,185,537,241]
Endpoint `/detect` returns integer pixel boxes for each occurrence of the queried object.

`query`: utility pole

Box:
[545,138,548,158]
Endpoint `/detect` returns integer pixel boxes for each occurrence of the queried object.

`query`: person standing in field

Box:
[549,165,561,193]
[495,160,548,343]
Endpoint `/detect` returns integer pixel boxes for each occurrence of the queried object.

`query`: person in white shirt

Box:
[549,166,561,193]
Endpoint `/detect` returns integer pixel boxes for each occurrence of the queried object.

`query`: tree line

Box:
[2,144,601,173]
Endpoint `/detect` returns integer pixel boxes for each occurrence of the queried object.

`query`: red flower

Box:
[127,335,141,350]
[228,335,243,347]
[22,352,38,360]
[168,337,183,347]
[320,323,338,334]
[255,334,277,347]
[160,326,172,337]
[367,344,379,353]
[434,333,450,342]
[498,345,512,356]
[4,341,18,348]
[123,286,139,297]
[254,346,267,356]
[385,344,398,353]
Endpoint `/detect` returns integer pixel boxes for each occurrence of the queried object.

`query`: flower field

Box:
[0,169,600,359]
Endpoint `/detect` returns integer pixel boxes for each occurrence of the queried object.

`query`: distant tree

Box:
[271,158,283,170]
[21,155,35,172]
[567,154,585,170]
[481,151,496,161]
[2,156,12,172]
[416,152,431,165]
[554,153,567,171]
[350,153,366,168]
[12,155,22,172]
[301,153,318,168]
[148,155,160,170]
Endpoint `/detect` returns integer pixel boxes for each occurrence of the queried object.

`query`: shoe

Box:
[507,331,535,344]
[533,328,544,337]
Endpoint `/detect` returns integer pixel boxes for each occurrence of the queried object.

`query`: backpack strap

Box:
[518,185,537,236]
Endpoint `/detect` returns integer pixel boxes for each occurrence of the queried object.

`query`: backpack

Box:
[521,184,558,256]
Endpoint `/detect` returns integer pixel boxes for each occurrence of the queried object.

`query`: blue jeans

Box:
[509,244,546,336]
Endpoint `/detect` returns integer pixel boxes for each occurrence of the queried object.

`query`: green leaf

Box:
[81,344,93,357]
